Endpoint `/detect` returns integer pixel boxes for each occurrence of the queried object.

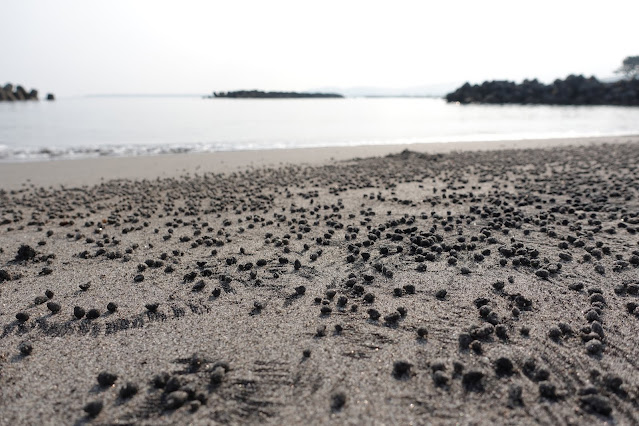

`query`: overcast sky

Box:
[3,0,638,96]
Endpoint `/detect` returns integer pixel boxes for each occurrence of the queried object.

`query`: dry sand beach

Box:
[1,136,639,425]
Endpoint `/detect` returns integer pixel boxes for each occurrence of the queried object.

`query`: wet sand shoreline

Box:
[1,135,637,190]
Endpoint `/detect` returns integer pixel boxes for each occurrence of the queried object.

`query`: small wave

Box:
[0,142,270,163]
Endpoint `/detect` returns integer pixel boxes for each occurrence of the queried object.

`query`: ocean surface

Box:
[1,96,639,162]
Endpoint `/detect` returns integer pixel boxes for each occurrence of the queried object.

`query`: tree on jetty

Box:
[616,56,639,80]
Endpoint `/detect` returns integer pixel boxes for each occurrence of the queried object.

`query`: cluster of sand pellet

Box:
[1,142,638,425]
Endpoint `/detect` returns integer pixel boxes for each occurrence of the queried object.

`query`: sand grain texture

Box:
[1,139,639,425]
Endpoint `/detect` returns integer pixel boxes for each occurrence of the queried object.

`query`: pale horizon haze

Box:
[3,0,638,97]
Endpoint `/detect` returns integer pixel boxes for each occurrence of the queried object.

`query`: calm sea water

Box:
[1,97,639,162]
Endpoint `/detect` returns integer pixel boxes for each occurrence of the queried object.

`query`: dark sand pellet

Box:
[19,341,33,356]
[119,382,139,399]
[86,308,100,319]
[74,306,86,319]
[97,372,118,387]
[15,312,29,322]
[83,401,103,418]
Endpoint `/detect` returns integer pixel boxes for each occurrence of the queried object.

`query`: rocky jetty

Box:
[1,83,54,102]
[446,75,639,106]
[209,90,343,99]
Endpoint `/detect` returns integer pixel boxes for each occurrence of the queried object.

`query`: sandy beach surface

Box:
[1,135,639,425]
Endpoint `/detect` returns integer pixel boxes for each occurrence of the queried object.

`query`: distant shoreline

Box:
[208,90,343,99]
[83,94,441,99]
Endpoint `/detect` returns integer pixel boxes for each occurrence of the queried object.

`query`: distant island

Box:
[207,90,343,99]
[1,83,55,101]
[445,75,639,106]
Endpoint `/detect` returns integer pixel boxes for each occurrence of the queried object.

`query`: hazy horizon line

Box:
[83,93,446,99]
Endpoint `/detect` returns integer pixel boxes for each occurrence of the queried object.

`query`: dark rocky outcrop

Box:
[446,75,639,106]
[0,83,54,102]
[208,90,343,99]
